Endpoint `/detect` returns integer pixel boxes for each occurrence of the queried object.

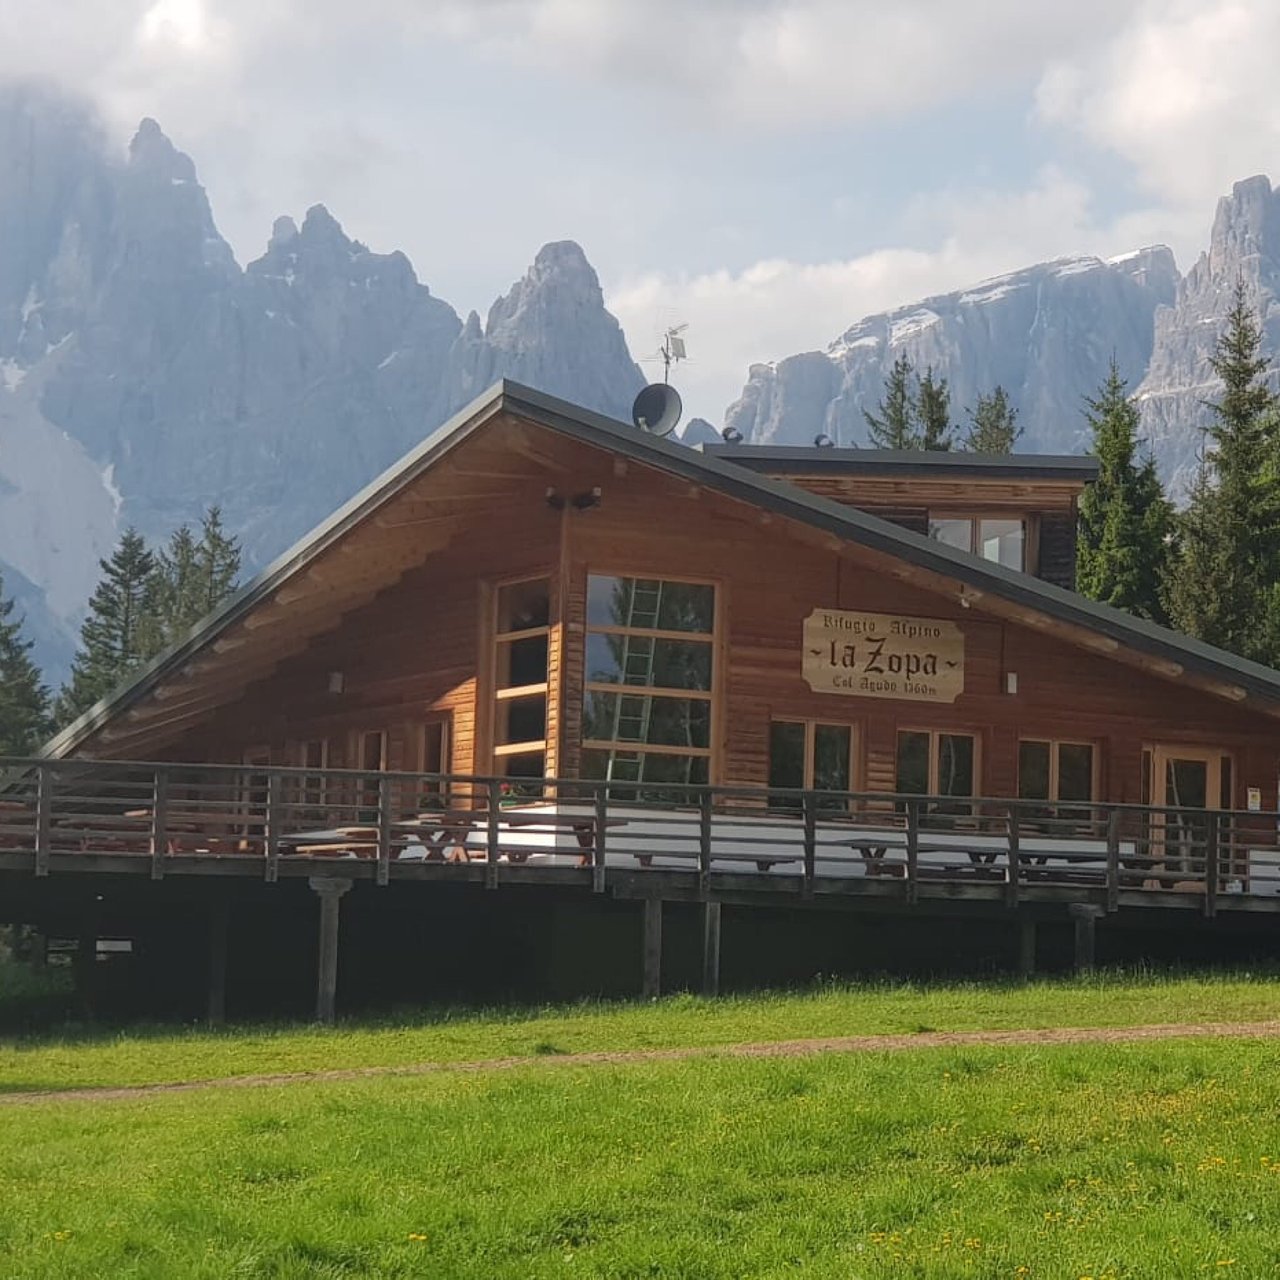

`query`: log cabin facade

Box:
[10,381,1280,1016]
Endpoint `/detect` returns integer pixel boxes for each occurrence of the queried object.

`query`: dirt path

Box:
[5,1018,1280,1107]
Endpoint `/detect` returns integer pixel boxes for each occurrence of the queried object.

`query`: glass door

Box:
[1151,747,1226,881]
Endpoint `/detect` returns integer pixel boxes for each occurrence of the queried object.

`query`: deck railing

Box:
[2,757,1279,911]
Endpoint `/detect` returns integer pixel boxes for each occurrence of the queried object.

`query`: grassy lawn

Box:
[4,1037,1280,1278]
[0,970,1278,1094]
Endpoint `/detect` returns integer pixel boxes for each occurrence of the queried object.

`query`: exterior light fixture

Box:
[327,671,345,694]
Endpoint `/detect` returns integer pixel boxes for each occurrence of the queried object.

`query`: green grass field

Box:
[2,970,1279,1094]
[4,974,1280,1278]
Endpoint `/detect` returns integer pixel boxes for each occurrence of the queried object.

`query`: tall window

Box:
[491,578,551,786]
[356,729,387,815]
[929,516,1025,570]
[414,717,452,810]
[896,729,975,814]
[1018,740,1094,805]
[296,738,329,814]
[768,721,855,813]
[581,575,716,799]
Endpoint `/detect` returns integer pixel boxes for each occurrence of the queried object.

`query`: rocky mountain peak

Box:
[127,116,196,184]
[1205,175,1280,280]
[267,215,299,253]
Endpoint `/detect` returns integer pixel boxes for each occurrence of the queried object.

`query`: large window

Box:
[896,729,976,815]
[768,721,855,813]
[1019,739,1095,829]
[581,575,716,799]
[929,516,1025,571]
[491,578,551,786]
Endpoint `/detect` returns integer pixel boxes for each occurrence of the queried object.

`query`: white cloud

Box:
[607,169,1170,424]
[1036,0,1280,250]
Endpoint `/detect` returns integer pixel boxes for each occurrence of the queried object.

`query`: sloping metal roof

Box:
[702,443,1099,481]
[42,379,1280,758]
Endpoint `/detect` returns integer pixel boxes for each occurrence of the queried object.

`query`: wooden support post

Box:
[802,792,816,897]
[34,764,52,878]
[698,791,713,898]
[376,774,393,888]
[150,768,170,881]
[486,781,501,891]
[1068,904,1103,975]
[593,785,608,895]
[701,900,722,997]
[207,900,229,1026]
[1204,811,1219,919]
[1017,917,1036,980]
[310,876,353,1025]
[905,800,920,906]
[264,772,282,883]
[1005,806,1020,909]
[642,898,663,999]
[1105,809,1120,913]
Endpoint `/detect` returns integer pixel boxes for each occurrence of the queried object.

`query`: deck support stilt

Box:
[701,900,722,997]
[310,876,353,1025]
[1017,918,1036,979]
[642,898,663,998]
[207,900,229,1026]
[1068,904,1103,974]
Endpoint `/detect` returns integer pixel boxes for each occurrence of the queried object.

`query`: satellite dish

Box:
[632,383,682,437]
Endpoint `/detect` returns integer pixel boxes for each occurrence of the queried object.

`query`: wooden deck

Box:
[3,757,1279,916]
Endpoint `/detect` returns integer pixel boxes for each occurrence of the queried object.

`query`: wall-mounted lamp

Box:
[546,486,601,512]
[1005,671,1019,695]
[327,671,345,695]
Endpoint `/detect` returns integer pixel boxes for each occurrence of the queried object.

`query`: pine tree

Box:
[1076,361,1173,623]
[962,386,1022,453]
[55,529,159,724]
[1163,283,1280,661]
[863,354,919,449]
[194,506,241,616]
[0,571,52,755]
[915,367,953,451]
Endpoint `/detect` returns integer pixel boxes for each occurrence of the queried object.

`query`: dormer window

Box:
[929,516,1026,571]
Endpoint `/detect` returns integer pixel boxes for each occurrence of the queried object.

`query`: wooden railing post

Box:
[264,771,282,884]
[486,780,501,890]
[34,763,52,878]
[376,774,393,887]
[698,789,713,898]
[1006,803,1020,909]
[593,783,608,894]
[1204,810,1219,919]
[149,768,170,880]
[1105,808,1120,913]
[905,799,920,906]
[802,791,816,897]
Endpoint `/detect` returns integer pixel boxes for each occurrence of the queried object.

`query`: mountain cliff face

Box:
[725,177,1280,504]
[726,247,1180,454]
[1136,176,1280,495]
[0,86,643,680]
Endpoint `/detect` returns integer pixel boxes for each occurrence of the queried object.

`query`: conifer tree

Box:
[915,367,954,451]
[148,508,243,653]
[0,572,52,755]
[962,386,1022,453]
[863,354,919,449]
[55,529,159,724]
[1076,361,1173,623]
[194,506,241,616]
[1163,283,1280,661]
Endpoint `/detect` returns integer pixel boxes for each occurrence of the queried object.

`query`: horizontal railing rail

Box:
[2,757,1278,909]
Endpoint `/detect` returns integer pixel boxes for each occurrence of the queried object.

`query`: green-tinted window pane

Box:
[582,692,710,748]
[929,519,971,552]
[501,751,546,782]
[496,579,550,633]
[1018,741,1051,801]
[581,748,707,804]
[896,731,929,795]
[768,722,806,792]
[938,734,974,798]
[813,725,851,792]
[586,576,714,633]
[1057,744,1094,803]
[585,633,712,691]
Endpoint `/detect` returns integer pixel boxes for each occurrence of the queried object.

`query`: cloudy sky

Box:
[2,0,1278,421]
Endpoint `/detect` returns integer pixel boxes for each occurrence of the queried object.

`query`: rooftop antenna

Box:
[633,322,689,437]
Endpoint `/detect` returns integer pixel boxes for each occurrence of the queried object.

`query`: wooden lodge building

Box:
[7,380,1280,1021]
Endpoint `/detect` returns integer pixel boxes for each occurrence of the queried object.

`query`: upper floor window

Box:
[581,576,716,799]
[491,577,551,785]
[929,516,1025,571]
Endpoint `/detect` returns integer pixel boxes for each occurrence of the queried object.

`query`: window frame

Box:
[894,727,980,812]
[580,571,720,792]
[927,512,1032,572]
[487,573,553,783]
[1017,738,1099,805]
[767,718,859,813]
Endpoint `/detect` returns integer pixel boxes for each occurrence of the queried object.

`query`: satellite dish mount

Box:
[633,322,689,437]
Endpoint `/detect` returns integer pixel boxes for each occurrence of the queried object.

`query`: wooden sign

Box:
[802,609,964,703]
